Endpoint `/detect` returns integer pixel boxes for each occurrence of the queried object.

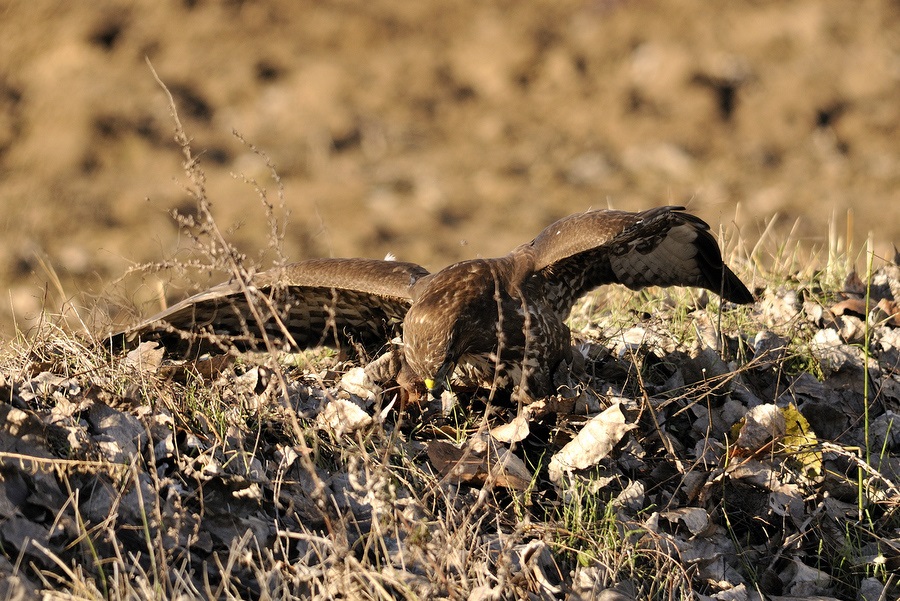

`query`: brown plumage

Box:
[110,206,753,403]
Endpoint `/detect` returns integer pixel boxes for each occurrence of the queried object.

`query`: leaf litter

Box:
[2,262,900,599]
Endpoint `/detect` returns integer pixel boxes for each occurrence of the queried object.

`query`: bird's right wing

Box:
[529,206,753,319]
[108,258,429,357]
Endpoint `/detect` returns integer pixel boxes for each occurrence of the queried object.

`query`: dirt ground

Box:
[2,0,899,338]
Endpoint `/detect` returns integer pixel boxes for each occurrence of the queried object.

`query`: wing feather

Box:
[529,206,753,318]
[110,258,429,356]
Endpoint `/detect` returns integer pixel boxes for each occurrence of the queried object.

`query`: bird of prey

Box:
[110,206,753,403]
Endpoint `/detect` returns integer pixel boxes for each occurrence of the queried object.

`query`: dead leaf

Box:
[760,288,801,326]
[753,330,788,370]
[781,404,822,480]
[507,540,563,596]
[124,341,164,374]
[830,298,867,318]
[726,459,779,489]
[769,483,805,524]
[810,328,864,374]
[836,314,865,344]
[490,415,530,443]
[548,403,636,483]
[86,403,145,457]
[159,355,235,381]
[659,507,711,536]
[339,367,381,403]
[520,395,579,419]
[844,270,865,296]
[427,440,483,484]
[0,516,54,560]
[874,298,900,327]
[681,471,708,504]
[734,404,786,453]
[614,480,645,512]
[782,557,832,596]
[426,436,532,491]
[317,398,372,436]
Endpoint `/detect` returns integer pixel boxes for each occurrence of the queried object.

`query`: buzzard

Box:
[110,206,753,403]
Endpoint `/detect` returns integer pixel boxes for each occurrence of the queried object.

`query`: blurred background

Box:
[1,0,899,338]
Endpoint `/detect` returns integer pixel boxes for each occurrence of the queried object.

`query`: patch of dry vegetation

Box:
[2,96,899,600]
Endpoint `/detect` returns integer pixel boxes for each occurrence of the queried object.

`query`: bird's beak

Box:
[425,359,454,398]
[425,375,445,399]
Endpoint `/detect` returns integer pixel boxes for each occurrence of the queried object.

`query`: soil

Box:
[2,0,899,337]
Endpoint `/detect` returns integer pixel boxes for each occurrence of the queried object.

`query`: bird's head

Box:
[403,260,489,398]
[403,298,466,399]
[404,327,459,398]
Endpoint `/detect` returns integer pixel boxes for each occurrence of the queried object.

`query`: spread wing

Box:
[529,206,753,319]
[109,258,429,357]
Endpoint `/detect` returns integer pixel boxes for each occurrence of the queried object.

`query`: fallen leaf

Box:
[507,540,563,596]
[548,403,636,483]
[844,270,865,296]
[726,459,779,489]
[753,330,788,370]
[427,435,532,491]
[874,298,900,327]
[317,398,372,436]
[734,404,786,453]
[783,556,832,596]
[614,480,645,512]
[339,367,381,403]
[125,341,164,374]
[491,415,530,443]
[159,355,235,381]
[427,440,483,484]
[810,329,864,374]
[781,404,822,480]
[830,298,867,318]
[660,507,711,536]
[769,483,805,524]
[760,288,801,326]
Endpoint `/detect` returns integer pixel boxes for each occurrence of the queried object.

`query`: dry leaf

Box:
[781,404,822,480]
[339,367,381,403]
[427,436,532,491]
[810,328,864,374]
[427,440,483,484]
[830,298,867,318]
[124,341,164,374]
[843,270,865,296]
[660,507,711,536]
[783,557,832,596]
[548,403,636,483]
[769,484,805,524]
[317,398,372,436]
[760,288,801,326]
[734,404,786,452]
[159,355,235,381]
[614,480,645,512]
[490,414,530,443]
[753,330,788,370]
[726,459,779,489]
[874,298,900,327]
[508,540,563,596]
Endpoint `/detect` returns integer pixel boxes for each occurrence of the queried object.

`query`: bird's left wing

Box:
[528,206,753,319]
[108,258,429,357]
